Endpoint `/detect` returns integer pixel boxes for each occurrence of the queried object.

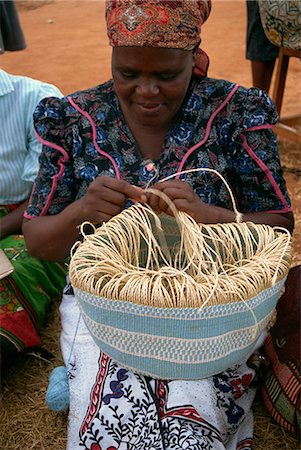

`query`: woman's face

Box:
[112,47,195,130]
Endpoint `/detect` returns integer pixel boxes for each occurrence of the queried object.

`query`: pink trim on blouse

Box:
[67,97,121,180]
[25,90,290,220]
[240,132,291,212]
[176,84,240,177]
[24,211,38,219]
[27,131,70,217]
[243,124,274,132]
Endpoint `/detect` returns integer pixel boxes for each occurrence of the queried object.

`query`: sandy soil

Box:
[1,0,300,119]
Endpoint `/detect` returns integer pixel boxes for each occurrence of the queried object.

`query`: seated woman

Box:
[0,70,67,372]
[23,1,293,449]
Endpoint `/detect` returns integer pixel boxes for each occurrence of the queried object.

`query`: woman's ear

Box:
[192,52,196,69]
[192,38,201,66]
[193,38,201,55]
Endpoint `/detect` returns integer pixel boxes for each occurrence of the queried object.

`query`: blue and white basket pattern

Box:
[74,277,286,380]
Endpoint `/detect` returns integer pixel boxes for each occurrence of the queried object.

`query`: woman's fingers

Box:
[102,177,147,203]
[146,181,196,214]
[83,177,204,223]
[81,176,147,223]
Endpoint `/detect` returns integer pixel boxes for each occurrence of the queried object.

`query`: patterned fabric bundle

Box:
[0,205,67,360]
[261,265,301,436]
[69,199,292,379]
[259,0,301,50]
[105,0,212,76]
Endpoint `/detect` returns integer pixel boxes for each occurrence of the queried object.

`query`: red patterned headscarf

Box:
[106,0,212,77]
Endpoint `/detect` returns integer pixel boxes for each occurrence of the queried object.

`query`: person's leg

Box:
[251,60,276,93]
[60,292,101,450]
[246,0,279,93]
[0,335,20,375]
[160,362,257,449]
[74,354,258,449]
[0,0,26,53]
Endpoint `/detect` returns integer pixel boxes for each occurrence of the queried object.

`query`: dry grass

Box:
[0,138,300,450]
[0,298,67,450]
[253,400,300,450]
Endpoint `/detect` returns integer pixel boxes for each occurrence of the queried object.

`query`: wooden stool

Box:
[272,47,301,143]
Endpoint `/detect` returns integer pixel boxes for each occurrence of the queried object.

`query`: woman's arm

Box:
[196,204,294,232]
[146,180,294,232]
[0,200,29,239]
[23,200,89,262]
[23,176,147,261]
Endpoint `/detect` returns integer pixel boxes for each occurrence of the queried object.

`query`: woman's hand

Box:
[23,176,147,261]
[145,179,294,231]
[146,180,209,222]
[76,176,147,224]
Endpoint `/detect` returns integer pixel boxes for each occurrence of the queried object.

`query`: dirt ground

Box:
[0,1,301,450]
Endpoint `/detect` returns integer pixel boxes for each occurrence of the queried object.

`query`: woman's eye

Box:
[158,73,176,81]
[121,72,137,79]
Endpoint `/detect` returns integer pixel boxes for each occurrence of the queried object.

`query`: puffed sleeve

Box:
[22,82,63,183]
[227,87,291,213]
[25,96,78,218]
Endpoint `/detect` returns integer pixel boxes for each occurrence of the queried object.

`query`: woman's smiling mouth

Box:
[136,102,162,114]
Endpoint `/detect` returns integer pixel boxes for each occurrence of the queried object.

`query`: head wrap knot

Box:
[106,0,212,76]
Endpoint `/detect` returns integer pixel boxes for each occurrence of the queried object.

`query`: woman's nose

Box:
[136,78,159,97]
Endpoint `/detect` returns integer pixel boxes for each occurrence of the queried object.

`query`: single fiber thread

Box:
[45,314,81,412]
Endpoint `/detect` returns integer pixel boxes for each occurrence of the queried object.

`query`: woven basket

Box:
[74,278,285,379]
[70,209,291,380]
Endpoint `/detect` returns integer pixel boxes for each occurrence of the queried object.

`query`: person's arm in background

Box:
[0,79,63,240]
[0,201,28,239]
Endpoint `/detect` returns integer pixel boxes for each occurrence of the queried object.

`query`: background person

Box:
[23,1,293,448]
[0,69,67,372]
[0,0,26,54]
[246,0,279,93]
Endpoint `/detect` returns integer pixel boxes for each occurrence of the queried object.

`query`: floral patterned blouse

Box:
[26,76,291,218]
